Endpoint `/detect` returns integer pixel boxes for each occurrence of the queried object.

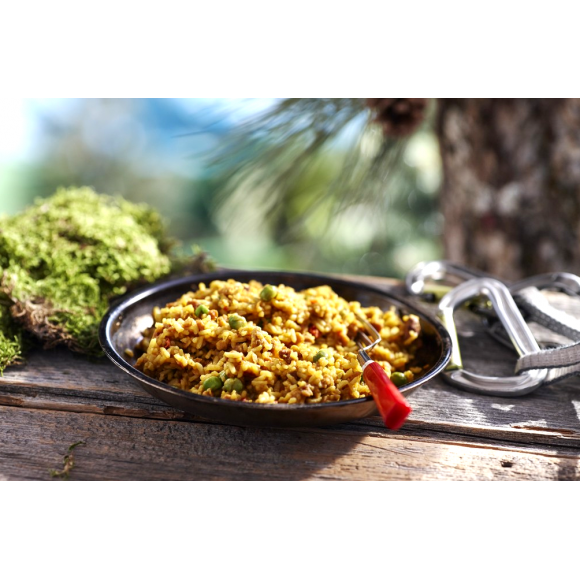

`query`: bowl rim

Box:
[99,269,452,413]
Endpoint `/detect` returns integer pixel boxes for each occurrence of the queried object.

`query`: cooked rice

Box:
[135,280,423,404]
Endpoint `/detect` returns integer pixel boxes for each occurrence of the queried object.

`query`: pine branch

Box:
[211,98,412,240]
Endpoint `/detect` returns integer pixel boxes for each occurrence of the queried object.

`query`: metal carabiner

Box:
[438,278,548,396]
[406,260,488,301]
[407,260,580,339]
[407,260,580,301]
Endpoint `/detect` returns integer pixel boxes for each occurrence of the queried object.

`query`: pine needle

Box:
[211,98,407,238]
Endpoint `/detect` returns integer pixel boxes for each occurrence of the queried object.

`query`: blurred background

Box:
[0,98,443,278]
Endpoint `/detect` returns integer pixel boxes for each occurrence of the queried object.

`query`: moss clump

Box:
[0,187,176,361]
[0,300,24,372]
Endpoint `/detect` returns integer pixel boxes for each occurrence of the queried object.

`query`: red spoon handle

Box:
[363,362,412,430]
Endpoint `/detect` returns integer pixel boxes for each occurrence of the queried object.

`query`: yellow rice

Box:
[135,279,423,404]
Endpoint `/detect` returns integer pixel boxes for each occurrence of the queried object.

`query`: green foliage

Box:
[213,98,400,234]
[0,187,173,358]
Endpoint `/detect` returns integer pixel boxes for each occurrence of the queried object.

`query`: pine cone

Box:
[366,98,429,137]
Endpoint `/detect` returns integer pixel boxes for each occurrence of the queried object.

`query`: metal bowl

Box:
[99,270,452,428]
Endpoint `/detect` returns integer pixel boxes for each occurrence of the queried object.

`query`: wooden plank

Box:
[1,279,580,451]
[2,339,580,451]
[1,406,578,481]
[0,349,186,420]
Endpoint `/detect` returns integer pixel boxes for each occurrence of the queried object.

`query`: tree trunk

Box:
[437,98,580,280]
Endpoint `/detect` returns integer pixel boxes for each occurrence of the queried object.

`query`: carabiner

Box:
[406,260,488,301]
[438,278,548,396]
[407,260,580,300]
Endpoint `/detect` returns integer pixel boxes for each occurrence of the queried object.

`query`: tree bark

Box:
[437,98,580,280]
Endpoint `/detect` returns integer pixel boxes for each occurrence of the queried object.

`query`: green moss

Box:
[0,300,23,373]
[0,187,176,358]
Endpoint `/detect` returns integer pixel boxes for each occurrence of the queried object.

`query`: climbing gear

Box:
[407,261,580,396]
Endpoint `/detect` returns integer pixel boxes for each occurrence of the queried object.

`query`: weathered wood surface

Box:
[1,278,580,480]
[2,406,579,481]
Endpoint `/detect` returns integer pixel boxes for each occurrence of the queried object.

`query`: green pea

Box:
[195,304,209,317]
[202,376,223,392]
[223,378,244,393]
[313,349,329,363]
[219,370,228,383]
[260,285,278,302]
[228,314,247,330]
[391,372,409,387]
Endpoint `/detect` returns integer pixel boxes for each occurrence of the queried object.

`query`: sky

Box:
[0,98,32,161]
[0,98,275,165]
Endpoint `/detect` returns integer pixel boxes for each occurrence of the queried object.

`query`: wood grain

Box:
[1,406,578,481]
[1,277,580,480]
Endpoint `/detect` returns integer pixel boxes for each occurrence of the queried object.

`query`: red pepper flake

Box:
[223,305,229,312]
[309,325,321,339]
[164,337,171,349]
